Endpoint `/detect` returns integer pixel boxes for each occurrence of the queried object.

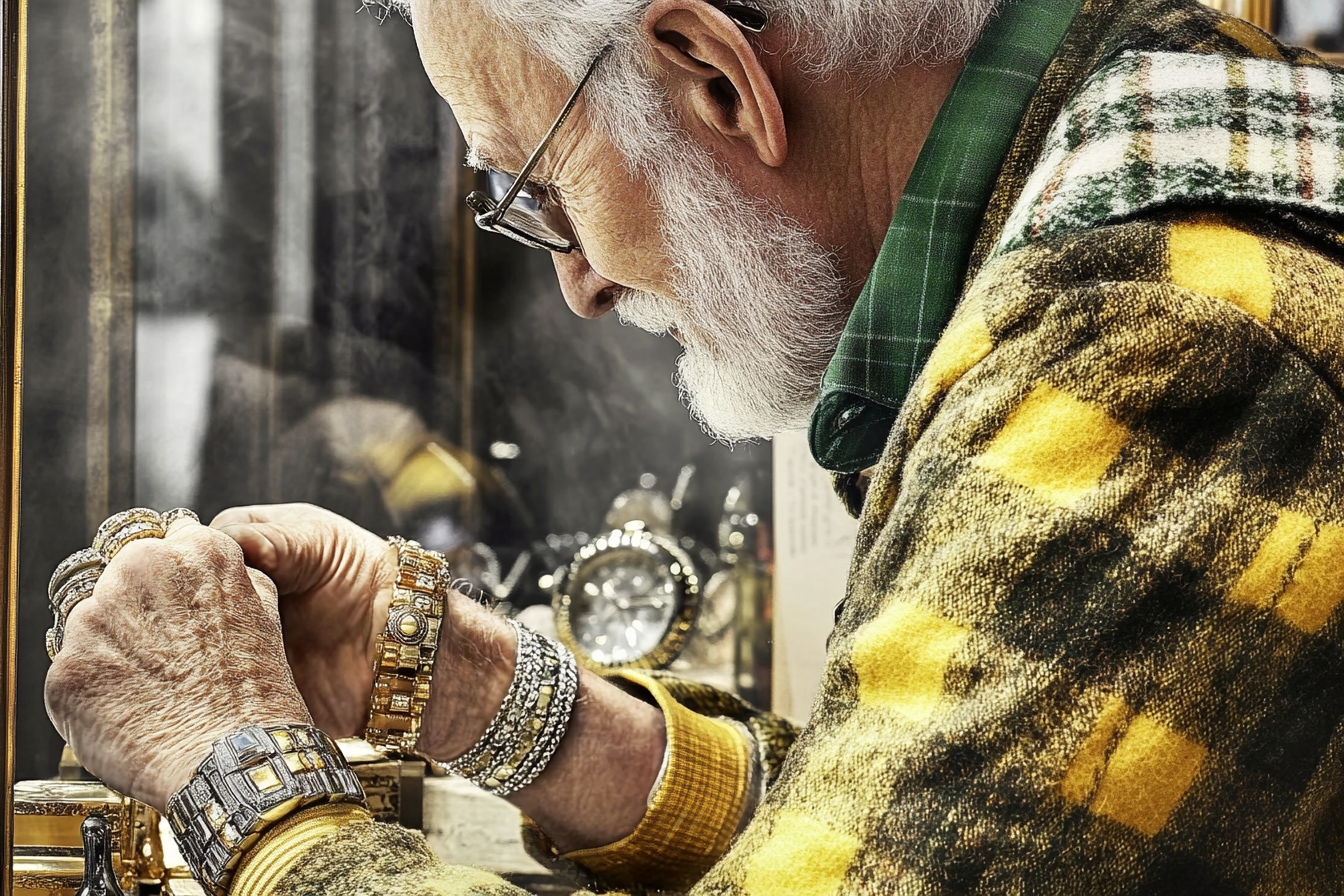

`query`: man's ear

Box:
[642,0,787,167]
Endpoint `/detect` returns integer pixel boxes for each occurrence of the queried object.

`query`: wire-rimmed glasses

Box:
[464,3,767,254]
[464,46,612,254]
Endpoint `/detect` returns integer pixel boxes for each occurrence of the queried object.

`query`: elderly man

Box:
[45,0,1344,893]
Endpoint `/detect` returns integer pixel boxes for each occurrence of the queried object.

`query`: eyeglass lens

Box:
[481,170,580,251]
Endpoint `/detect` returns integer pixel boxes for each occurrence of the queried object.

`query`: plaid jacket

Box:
[270,1,1344,894]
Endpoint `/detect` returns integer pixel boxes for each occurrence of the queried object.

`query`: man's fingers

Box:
[209,505,268,529]
[214,519,333,596]
[215,521,282,572]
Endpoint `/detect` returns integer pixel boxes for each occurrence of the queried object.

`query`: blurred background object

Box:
[15,0,774,790]
[1198,0,1277,32]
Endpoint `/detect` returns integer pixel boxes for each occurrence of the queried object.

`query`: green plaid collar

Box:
[807,0,1084,474]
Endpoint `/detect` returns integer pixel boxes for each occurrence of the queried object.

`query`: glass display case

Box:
[4,0,771,890]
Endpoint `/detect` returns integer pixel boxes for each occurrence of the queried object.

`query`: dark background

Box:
[15,0,768,781]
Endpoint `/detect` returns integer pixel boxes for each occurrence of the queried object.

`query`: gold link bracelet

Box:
[363,537,451,753]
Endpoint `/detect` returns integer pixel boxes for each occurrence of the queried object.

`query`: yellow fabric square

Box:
[1214,18,1284,62]
[1090,715,1207,837]
[1228,511,1315,610]
[1276,524,1344,634]
[919,308,994,403]
[1169,218,1275,321]
[1060,696,1132,806]
[977,383,1129,507]
[851,601,968,721]
[743,811,860,896]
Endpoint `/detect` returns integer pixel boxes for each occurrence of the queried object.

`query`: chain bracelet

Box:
[440,619,579,797]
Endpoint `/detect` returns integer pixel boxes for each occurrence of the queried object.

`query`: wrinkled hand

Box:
[44,520,310,812]
[211,503,397,738]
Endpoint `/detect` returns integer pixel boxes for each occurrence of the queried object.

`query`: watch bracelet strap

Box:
[365,537,452,753]
[166,723,366,896]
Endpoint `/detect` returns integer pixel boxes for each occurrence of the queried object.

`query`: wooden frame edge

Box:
[2,0,26,890]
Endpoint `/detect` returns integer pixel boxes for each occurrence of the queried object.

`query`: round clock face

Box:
[554,528,699,669]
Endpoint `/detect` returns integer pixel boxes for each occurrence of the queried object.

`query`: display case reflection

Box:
[11,0,774,890]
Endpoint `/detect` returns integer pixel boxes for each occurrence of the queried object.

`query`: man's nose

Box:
[552,250,619,319]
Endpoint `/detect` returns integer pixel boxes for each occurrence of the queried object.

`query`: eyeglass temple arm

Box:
[492,44,615,215]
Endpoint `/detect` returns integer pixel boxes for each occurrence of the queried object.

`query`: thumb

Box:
[247,565,280,611]
[215,520,328,596]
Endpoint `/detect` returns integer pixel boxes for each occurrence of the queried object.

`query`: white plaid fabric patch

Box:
[997,51,1344,254]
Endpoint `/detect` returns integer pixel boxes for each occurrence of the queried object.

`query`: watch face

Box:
[554,527,699,669]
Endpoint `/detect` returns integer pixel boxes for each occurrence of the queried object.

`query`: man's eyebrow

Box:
[465,144,493,171]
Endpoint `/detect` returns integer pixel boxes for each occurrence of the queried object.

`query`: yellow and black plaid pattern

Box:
[689,211,1344,896]
[261,1,1344,894]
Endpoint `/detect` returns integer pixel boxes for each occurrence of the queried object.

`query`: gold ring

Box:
[47,547,104,603]
[161,507,200,529]
[53,571,101,618]
[46,577,101,660]
[92,507,166,560]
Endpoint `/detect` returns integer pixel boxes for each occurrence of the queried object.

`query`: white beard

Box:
[614,137,851,443]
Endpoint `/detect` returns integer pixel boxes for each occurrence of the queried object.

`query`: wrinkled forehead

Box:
[409,0,578,173]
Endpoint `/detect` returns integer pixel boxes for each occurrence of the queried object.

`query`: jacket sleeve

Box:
[687,210,1344,896]
[242,674,797,896]
[520,671,799,894]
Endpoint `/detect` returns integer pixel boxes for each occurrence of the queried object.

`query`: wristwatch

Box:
[553,525,700,669]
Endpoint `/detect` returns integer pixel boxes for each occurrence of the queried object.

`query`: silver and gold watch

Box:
[553,525,700,669]
[166,723,365,896]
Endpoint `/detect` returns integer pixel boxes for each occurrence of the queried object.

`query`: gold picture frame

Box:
[0,0,25,891]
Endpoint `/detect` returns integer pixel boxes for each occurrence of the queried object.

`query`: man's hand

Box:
[44,520,311,812]
[212,503,670,852]
[211,503,398,737]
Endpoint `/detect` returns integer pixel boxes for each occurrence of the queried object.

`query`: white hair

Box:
[373,1,999,77]
[374,0,1000,440]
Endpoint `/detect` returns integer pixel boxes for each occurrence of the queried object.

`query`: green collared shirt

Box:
[807,0,1085,474]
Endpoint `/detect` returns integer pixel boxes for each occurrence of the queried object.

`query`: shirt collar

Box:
[807,0,1085,474]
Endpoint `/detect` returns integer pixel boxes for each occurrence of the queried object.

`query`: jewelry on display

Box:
[438,619,579,798]
[45,548,107,659]
[166,723,365,896]
[92,507,167,561]
[553,526,701,670]
[364,537,451,753]
[161,507,201,528]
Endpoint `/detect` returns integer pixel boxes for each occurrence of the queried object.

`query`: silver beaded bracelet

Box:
[439,620,579,797]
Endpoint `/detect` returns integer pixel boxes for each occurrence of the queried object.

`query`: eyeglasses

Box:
[465,46,612,254]
[465,3,768,254]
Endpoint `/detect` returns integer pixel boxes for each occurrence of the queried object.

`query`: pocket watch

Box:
[552,525,700,669]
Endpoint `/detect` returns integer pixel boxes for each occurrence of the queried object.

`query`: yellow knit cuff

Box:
[229,803,374,896]
[562,671,751,890]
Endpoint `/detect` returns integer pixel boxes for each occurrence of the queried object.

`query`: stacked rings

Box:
[45,548,106,659]
[91,507,168,560]
[162,507,201,529]
[45,507,201,659]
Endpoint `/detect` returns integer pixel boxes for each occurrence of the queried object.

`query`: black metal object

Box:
[76,816,125,896]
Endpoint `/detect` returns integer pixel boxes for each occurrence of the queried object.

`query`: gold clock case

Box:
[553,526,701,671]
